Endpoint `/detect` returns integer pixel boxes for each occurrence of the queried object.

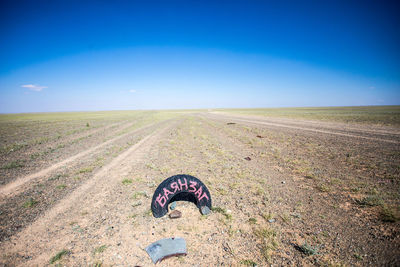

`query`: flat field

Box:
[218,105,400,126]
[0,107,399,266]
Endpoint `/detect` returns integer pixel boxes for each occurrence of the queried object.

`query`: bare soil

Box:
[0,112,399,266]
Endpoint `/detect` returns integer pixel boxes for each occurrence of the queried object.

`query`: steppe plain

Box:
[0,106,399,266]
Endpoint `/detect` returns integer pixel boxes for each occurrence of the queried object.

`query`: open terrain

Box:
[0,107,399,266]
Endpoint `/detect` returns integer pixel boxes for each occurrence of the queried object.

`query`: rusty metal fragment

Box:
[145,237,187,264]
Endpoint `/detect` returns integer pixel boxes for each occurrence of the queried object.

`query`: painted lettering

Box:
[194,186,203,199]
[156,193,167,208]
[163,187,174,200]
[178,178,188,191]
[188,180,197,192]
[170,182,179,193]
[198,192,209,201]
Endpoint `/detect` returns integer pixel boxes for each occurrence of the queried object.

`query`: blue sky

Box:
[1,0,399,113]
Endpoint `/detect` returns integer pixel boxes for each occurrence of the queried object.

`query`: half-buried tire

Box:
[151,174,212,218]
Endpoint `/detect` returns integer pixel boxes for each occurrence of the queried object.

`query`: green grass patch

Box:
[254,227,279,261]
[380,205,399,222]
[316,183,331,192]
[56,184,67,190]
[48,173,68,181]
[78,166,94,174]
[49,249,70,264]
[1,160,25,169]
[240,259,258,266]
[23,198,38,208]
[132,191,148,199]
[354,253,363,260]
[248,218,257,224]
[356,195,384,207]
[212,206,232,220]
[93,245,107,255]
[1,142,28,154]
[296,243,318,256]
[122,178,133,185]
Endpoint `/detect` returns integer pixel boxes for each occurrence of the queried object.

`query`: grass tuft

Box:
[316,183,331,192]
[93,245,107,255]
[248,218,257,224]
[1,160,25,169]
[48,173,67,181]
[212,206,232,220]
[132,191,148,199]
[49,249,70,264]
[122,178,133,185]
[23,198,38,208]
[296,243,318,256]
[78,166,94,174]
[380,205,399,222]
[254,227,279,261]
[356,195,384,207]
[240,259,258,266]
[56,184,67,189]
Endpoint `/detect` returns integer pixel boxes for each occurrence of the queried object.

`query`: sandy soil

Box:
[0,112,399,266]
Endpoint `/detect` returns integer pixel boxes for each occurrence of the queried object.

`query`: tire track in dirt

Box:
[205,113,400,144]
[51,120,124,145]
[0,119,177,266]
[0,119,142,187]
[0,121,158,197]
[1,119,121,159]
[211,112,400,136]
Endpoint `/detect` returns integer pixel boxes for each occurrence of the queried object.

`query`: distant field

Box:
[218,105,400,126]
[0,110,179,122]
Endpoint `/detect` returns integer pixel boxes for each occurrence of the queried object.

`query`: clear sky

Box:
[0,0,399,113]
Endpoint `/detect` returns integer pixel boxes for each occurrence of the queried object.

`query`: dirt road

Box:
[1,113,399,266]
[207,112,400,143]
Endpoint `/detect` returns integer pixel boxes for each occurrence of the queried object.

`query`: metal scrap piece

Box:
[200,206,211,215]
[145,237,187,264]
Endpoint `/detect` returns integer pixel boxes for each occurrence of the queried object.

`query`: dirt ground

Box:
[0,111,399,266]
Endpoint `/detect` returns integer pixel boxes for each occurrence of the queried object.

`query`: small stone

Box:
[200,206,211,215]
[169,210,182,219]
[170,202,177,210]
[244,157,251,161]
[268,219,276,223]
[282,181,286,184]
